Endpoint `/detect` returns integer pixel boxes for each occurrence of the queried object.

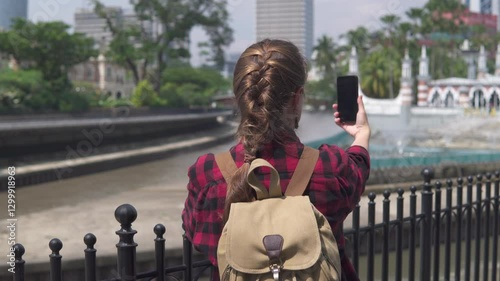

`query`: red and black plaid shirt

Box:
[182,136,370,281]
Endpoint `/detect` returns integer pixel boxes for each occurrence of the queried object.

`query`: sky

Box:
[27,0,428,65]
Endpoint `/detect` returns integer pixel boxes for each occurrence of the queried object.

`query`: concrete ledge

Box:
[0,124,236,191]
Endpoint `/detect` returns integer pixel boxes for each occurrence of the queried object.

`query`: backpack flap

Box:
[219,196,322,274]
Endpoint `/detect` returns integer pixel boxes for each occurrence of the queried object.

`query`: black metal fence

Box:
[9,169,500,281]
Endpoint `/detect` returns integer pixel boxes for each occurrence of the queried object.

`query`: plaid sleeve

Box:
[311,144,369,281]
[314,144,370,212]
[181,153,225,266]
[343,145,370,207]
[181,155,206,243]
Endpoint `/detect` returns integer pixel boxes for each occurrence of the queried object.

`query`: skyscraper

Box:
[0,0,28,30]
[74,7,155,50]
[256,0,314,60]
[481,0,493,14]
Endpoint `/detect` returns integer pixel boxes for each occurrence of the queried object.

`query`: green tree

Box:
[305,79,336,106]
[406,8,424,28]
[313,36,338,79]
[360,48,401,98]
[420,0,466,36]
[159,66,228,108]
[131,80,166,107]
[0,18,96,92]
[92,0,233,89]
[380,14,401,37]
[310,35,340,104]
[395,22,413,50]
[340,26,369,57]
[332,0,479,100]
[0,69,93,112]
[0,69,45,112]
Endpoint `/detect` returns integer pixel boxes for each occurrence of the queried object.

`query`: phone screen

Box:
[336,75,359,123]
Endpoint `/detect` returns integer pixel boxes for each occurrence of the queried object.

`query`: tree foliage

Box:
[91,0,233,88]
[360,48,401,98]
[313,35,338,79]
[309,36,339,103]
[0,18,96,90]
[131,80,166,107]
[0,19,97,113]
[159,66,229,108]
[310,0,489,99]
[0,69,93,113]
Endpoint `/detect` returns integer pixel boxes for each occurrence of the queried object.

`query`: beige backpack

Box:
[215,146,341,281]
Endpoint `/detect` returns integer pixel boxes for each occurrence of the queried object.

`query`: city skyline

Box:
[26,0,427,65]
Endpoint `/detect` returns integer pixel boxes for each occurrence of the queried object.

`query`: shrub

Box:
[160,66,229,108]
[131,80,166,107]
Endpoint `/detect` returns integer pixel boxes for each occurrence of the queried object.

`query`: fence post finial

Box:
[84,233,97,281]
[115,204,137,231]
[14,243,25,281]
[154,224,166,281]
[421,167,434,185]
[115,204,138,281]
[49,238,63,281]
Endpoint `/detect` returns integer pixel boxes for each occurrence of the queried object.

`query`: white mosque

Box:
[348,42,500,116]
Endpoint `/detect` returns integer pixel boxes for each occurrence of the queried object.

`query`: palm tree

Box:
[340,26,369,57]
[406,8,424,27]
[312,35,338,79]
[360,48,401,98]
[309,35,339,102]
[395,22,413,51]
[380,14,401,48]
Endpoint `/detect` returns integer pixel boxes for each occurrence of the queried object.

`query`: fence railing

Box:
[9,168,500,281]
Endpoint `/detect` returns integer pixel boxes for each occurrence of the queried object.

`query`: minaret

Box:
[478,45,487,78]
[399,48,413,106]
[417,46,430,106]
[98,53,106,91]
[495,44,500,76]
[348,46,359,75]
[8,55,19,71]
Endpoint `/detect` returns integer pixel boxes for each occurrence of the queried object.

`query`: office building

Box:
[0,0,28,30]
[455,0,498,32]
[256,0,314,60]
[74,7,154,49]
[464,0,496,14]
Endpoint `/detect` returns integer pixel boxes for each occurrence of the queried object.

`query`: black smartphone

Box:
[336,75,359,123]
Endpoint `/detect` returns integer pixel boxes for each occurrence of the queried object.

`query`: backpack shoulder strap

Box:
[214,151,238,185]
[285,146,319,196]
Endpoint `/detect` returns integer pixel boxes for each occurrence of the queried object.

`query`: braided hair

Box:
[223,39,307,222]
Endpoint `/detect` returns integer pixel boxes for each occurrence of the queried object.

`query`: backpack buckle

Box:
[269,263,282,281]
[263,234,284,281]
